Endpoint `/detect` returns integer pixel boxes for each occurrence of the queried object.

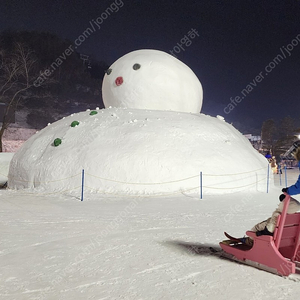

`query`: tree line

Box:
[0,30,108,151]
[261,117,300,159]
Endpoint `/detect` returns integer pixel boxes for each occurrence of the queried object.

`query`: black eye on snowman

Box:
[106,68,112,75]
[133,63,141,70]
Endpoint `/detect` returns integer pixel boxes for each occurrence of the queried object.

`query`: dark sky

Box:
[1,0,300,132]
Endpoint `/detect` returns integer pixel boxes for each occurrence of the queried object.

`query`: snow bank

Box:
[0,152,14,185]
[8,107,271,195]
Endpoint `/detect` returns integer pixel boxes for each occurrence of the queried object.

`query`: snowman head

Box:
[102,49,203,113]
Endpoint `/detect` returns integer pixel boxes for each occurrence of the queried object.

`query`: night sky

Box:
[1,0,300,132]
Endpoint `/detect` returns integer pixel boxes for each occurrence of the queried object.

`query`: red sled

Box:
[220,194,300,276]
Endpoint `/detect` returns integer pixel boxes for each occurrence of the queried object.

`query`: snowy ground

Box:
[0,167,300,300]
[0,153,14,186]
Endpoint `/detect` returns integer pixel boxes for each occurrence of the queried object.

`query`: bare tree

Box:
[261,119,276,154]
[0,42,51,152]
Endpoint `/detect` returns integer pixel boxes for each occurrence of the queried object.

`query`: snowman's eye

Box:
[106,68,112,75]
[133,63,141,70]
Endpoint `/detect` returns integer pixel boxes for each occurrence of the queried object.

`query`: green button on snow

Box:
[89,110,98,115]
[71,121,80,127]
[53,138,62,147]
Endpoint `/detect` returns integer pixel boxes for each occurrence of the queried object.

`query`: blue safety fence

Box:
[5,164,276,200]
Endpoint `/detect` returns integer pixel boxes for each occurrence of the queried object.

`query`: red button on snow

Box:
[115,76,123,86]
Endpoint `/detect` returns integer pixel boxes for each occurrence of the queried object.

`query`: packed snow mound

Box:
[8,108,270,195]
[102,49,203,113]
[0,153,14,185]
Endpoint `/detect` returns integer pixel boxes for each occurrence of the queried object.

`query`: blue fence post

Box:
[284,165,287,187]
[267,164,270,193]
[279,166,282,186]
[81,169,85,201]
[200,171,203,199]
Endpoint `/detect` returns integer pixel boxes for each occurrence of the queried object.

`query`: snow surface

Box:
[8,108,270,195]
[0,165,300,300]
[0,153,14,185]
[2,48,295,299]
[7,49,269,195]
[102,50,203,113]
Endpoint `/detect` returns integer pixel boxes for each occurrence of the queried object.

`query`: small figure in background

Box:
[265,151,272,162]
[277,161,284,174]
[270,156,277,174]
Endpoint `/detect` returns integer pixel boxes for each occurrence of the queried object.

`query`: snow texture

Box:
[0,153,14,185]
[0,48,297,300]
[102,49,203,113]
[7,49,270,195]
[8,107,270,195]
[0,166,300,300]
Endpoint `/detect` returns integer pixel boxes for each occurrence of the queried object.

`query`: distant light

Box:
[298,134,300,139]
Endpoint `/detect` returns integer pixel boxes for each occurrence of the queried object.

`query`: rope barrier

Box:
[203,171,267,190]
[83,185,200,198]
[84,167,267,185]
[1,164,272,199]
[203,166,267,177]
[1,163,268,187]
[84,172,199,185]
[202,176,267,190]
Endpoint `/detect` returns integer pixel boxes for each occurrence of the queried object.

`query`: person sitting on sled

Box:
[223,148,300,246]
[243,147,300,245]
[250,193,300,237]
[225,194,300,247]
